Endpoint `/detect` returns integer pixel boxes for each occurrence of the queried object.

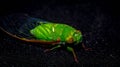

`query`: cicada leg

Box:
[44,45,61,52]
[67,47,78,63]
[82,43,92,51]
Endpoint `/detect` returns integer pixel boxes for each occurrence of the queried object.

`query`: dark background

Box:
[0,0,120,67]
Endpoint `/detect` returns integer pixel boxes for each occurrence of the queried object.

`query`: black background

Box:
[0,0,120,67]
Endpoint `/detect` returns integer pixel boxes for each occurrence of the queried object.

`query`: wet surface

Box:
[0,0,120,67]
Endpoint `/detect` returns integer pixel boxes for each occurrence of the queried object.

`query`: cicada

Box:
[0,14,83,63]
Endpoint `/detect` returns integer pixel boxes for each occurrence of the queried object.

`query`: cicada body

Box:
[30,23,82,45]
[0,13,83,63]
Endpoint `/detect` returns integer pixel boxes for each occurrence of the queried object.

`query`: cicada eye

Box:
[74,33,78,36]
[74,31,80,36]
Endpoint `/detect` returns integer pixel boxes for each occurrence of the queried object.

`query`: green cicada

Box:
[30,22,83,62]
[0,14,83,63]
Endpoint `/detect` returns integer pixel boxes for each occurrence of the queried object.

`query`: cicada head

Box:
[66,30,82,44]
[72,30,83,44]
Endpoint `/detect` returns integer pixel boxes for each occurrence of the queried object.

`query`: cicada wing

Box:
[0,13,59,45]
[0,13,44,39]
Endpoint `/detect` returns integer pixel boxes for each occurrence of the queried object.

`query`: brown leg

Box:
[82,43,92,51]
[67,47,79,63]
[44,45,61,52]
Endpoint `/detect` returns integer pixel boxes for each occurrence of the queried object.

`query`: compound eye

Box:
[74,33,78,36]
[74,31,79,36]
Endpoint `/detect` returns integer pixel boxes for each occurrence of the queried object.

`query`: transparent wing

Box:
[0,13,46,39]
[0,13,60,45]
